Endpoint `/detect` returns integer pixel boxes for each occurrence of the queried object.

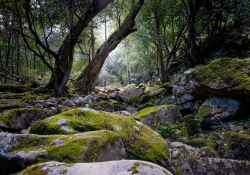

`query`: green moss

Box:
[0,99,21,111]
[129,162,153,174]
[200,146,220,158]
[138,102,154,111]
[192,58,250,91]
[198,106,212,118]
[188,138,216,149]
[158,122,188,141]
[60,106,73,113]
[176,91,185,97]
[41,130,118,163]
[0,108,41,126]
[130,105,172,121]
[29,108,170,167]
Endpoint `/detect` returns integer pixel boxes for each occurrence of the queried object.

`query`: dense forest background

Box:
[0,0,250,96]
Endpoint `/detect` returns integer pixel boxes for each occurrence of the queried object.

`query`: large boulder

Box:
[17,160,173,175]
[174,58,250,103]
[0,108,57,131]
[29,108,172,170]
[0,131,125,175]
[173,58,250,115]
[131,105,183,131]
[118,88,143,103]
[198,97,242,127]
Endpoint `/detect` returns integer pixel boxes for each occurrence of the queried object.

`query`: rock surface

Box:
[131,105,182,131]
[0,108,57,131]
[17,160,173,175]
[119,88,143,103]
[198,97,242,127]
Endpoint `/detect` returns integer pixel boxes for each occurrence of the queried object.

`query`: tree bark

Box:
[73,0,145,93]
[153,2,167,84]
[46,0,115,96]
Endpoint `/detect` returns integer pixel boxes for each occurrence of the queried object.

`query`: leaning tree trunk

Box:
[47,0,114,97]
[73,0,145,93]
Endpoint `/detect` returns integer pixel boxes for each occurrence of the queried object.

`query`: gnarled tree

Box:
[73,0,145,93]
[15,0,114,96]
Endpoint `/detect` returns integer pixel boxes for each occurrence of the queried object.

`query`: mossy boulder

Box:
[198,97,242,127]
[179,58,250,101]
[188,138,216,149]
[118,88,143,103]
[29,108,171,169]
[0,99,21,112]
[131,105,182,131]
[0,131,125,174]
[17,160,173,175]
[0,108,57,131]
[218,131,250,160]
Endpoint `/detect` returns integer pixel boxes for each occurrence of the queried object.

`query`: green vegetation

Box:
[188,138,216,149]
[29,108,170,166]
[130,105,172,121]
[192,58,250,91]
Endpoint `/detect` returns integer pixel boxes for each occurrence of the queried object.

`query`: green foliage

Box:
[188,138,216,149]
[158,122,188,142]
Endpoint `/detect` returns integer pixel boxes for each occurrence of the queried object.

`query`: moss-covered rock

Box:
[0,99,21,112]
[131,105,182,131]
[0,131,125,174]
[29,108,170,168]
[191,58,250,100]
[198,97,242,127]
[199,146,219,158]
[17,160,173,175]
[188,138,216,149]
[218,131,250,160]
[0,108,57,131]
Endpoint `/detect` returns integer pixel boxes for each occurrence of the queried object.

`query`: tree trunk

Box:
[46,0,114,96]
[73,0,145,93]
[153,4,167,84]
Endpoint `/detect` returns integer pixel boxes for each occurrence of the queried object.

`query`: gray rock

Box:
[17,160,173,175]
[198,97,242,127]
[33,103,43,109]
[188,157,250,175]
[114,111,131,116]
[119,88,143,103]
[230,125,243,132]
[20,103,29,108]
[50,139,64,146]
[126,106,137,113]
[140,105,183,131]
[83,94,96,103]
[43,101,56,108]
[0,108,57,131]
[62,100,75,108]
